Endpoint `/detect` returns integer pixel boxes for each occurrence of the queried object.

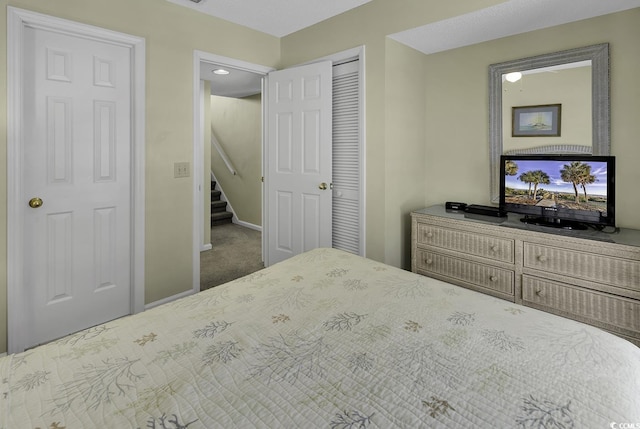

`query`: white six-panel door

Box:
[265,61,333,265]
[21,25,132,348]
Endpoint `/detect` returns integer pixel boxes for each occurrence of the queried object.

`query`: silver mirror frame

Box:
[488,43,610,203]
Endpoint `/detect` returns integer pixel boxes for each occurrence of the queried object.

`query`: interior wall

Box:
[279,0,512,265]
[281,4,640,268]
[3,0,637,354]
[210,94,263,227]
[0,0,279,354]
[422,9,640,231]
[384,39,427,269]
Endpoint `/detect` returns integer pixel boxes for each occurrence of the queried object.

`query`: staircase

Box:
[211,180,233,226]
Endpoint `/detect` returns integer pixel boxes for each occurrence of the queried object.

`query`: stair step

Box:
[211,211,233,226]
[211,211,233,221]
[209,180,230,225]
[211,200,227,213]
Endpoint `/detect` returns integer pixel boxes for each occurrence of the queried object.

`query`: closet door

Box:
[332,60,364,255]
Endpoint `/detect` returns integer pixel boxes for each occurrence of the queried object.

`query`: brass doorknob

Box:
[28,197,43,208]
[319,182,328,190]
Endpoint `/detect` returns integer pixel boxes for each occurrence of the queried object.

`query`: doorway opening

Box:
[196,56,269,291]
[192,47,365,293]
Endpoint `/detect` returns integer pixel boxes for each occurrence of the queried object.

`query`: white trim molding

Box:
[6,7,146,353]
[236,220,262,232]
[145,289,194,311]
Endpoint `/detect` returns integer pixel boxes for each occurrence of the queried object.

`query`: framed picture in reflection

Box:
[512,104,561,137]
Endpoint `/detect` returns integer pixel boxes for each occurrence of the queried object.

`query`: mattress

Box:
[1,247,639,428]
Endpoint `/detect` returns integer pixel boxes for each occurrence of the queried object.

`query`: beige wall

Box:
[384,39,428,269]
[2,0,638,354]
[422,9,640,231]
[0,0,279,353]
[282,5,640,268]
[280,0,512,264]
[210,94,263,227]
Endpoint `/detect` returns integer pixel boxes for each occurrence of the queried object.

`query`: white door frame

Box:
[191,51,273,294]
[7,7,146,353]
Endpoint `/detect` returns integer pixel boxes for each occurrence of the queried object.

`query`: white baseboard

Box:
[235,220,262,232]
[200,243,212,252]
[145,289,194,310]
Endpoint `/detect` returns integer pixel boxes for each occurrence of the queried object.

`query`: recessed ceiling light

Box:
[213,68,230,75]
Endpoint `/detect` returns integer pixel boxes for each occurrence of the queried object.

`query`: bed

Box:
[2,247,639,428]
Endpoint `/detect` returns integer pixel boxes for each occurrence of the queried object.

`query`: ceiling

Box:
[172,0,373,97]
[200,63,264,98]
[177,0,640,98]
[165,0,373,38]
[389,0,640,55]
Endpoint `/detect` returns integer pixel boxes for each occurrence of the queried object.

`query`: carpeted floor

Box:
[200,223,264,291]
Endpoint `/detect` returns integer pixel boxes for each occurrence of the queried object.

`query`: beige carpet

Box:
[200,223,264,291]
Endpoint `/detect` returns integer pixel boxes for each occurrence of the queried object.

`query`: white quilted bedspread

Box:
[2,248,639,428]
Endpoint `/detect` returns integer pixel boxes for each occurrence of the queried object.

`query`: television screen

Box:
[499,155,615,229]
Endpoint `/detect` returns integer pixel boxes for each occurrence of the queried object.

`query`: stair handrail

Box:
[211,129,237,176]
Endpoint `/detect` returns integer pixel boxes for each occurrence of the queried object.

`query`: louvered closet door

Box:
[332,60,363,255]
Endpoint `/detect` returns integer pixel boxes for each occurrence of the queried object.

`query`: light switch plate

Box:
[174,162,190,178]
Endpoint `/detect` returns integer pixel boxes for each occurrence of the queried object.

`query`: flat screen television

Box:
[499,154,615,230]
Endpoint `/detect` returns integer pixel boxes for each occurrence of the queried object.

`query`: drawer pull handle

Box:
[537,255,547,263]
[535,288,545,297]
[426,232,434,239]
[489,275,497,282]
[490,245,499,253]
[424,258,433,265]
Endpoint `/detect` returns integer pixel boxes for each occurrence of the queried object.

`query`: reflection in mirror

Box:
[502,61,591,154]
[489,44,609,203]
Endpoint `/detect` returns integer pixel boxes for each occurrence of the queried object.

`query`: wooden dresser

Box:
[411,205,640,346]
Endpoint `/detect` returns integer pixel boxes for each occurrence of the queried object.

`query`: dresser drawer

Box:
[523,243,640,292]
[416,249,514,297]
[522,275,640,334]
[416,223,514,263]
